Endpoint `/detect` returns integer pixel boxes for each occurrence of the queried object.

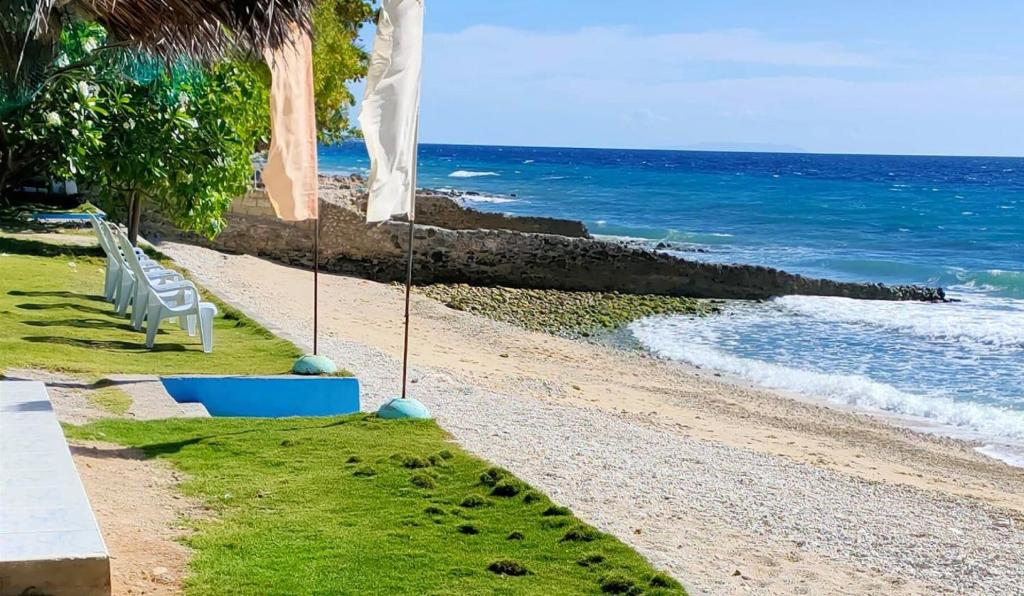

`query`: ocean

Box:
[321,143,1024,466]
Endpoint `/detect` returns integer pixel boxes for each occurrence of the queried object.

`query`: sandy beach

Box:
[161,241,1024,595]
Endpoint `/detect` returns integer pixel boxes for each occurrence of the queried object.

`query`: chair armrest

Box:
[150,279,195,294]
[147,269,181,280]
[150,280,200,307]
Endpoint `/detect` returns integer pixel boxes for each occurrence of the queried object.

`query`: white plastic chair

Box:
[112,230,192,330]
[87,213,121,302]
[106,226,177,316]
[108,229,217,352]
[144,282,218,353]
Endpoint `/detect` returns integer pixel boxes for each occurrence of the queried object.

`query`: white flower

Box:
[82,38,98,53]
[44,112,62,126]
[70,128,80,138]
[76,80,91,98]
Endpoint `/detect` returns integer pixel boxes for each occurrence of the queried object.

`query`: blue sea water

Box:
[321,143,1024,464]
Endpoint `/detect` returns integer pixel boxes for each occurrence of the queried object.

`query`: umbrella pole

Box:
[400,113,420,401]
[291,200,336,376]
[376,120,429,419]
[314,212,319,355]
[400,216,414,399]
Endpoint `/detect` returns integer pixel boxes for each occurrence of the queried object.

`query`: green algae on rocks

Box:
[413,284,718,337]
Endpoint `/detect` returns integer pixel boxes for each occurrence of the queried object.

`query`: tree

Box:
[0,21,109,195]
[0,18,267,241]
[2,0,371,237]
[312,0,374,143]
[82,59,268,243]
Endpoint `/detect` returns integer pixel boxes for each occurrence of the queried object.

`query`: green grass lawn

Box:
[0,237,300,376]
[66,416,685,595]
[3,232,685,594]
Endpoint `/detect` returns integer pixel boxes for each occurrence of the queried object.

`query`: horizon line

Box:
[332,139,1024,160]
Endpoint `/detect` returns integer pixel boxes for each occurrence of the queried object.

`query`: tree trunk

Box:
[127,191,143,246]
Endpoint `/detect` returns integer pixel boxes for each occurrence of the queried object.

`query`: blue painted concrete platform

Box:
[160,376,360,418]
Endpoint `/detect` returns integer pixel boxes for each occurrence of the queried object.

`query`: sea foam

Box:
[455,193,518,205]
[630,317,1024,445]
[775,295,1024,349]
[449,170,500,178]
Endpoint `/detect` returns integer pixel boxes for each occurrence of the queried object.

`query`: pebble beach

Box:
[163,241,1024,595]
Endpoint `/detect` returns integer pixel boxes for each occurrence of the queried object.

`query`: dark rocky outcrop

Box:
[142,177,945,302]
[402,192,589,238]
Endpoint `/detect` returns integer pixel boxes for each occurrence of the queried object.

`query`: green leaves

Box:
[4,1,373,230]
[312,0,374,144]
[73,54,267,240]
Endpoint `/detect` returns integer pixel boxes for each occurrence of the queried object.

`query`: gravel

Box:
[163,243,1024,595]
[318,333,1024,595]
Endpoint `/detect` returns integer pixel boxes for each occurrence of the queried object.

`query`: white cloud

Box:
[414,26,1024,155]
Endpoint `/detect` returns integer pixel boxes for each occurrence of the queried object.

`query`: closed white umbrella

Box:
[360,0,430,418]
[360,0,425,223]
[262,23,333,370]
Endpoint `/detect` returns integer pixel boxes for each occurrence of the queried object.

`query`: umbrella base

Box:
[377,398,431,420]
[292,354,338,375]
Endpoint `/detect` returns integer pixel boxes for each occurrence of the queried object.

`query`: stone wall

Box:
[142,178,944,302]
[229,189,278,219]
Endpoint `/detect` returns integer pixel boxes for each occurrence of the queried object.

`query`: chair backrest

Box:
[88,214,115,258]
[112,227,149,283]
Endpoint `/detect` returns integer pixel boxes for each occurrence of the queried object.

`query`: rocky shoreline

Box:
[411,284,719,337]
[161,240,1024,596]
[142,175,946,303]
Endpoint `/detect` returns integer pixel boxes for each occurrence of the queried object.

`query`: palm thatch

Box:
[19,0,316,62]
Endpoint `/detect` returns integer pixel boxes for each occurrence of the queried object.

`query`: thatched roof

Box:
[28,0,317,62]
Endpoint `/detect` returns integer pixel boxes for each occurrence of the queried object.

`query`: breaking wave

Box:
[631,317,1024,446]
[449,170,500,178]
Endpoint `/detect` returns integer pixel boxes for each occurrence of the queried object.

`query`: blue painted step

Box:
[161,376,360,418]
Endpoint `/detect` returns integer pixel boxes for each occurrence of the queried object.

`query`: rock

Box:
[143,178,946,303]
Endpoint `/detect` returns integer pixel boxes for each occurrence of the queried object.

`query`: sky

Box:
[354,1,1024,156]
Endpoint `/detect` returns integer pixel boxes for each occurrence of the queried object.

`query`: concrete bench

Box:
[0,381,111,596]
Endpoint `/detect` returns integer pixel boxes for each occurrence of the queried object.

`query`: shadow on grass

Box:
[133,418,363,458]
[16,302,113,316]
[9,290,107,302]
[23,318,140,332]
[22,336,188,352]
[0,237,104,258]
[2,375,158,390]
[69,444,149,461]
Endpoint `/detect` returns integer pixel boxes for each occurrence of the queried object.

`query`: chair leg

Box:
[104,258,117,300]
[177,290,190,331]
[199,308,215,353]
[110,267,123,304]
[116,275,133,316]
[132,291,149,330]
[186,314,197,337]
[145,303,164,348]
